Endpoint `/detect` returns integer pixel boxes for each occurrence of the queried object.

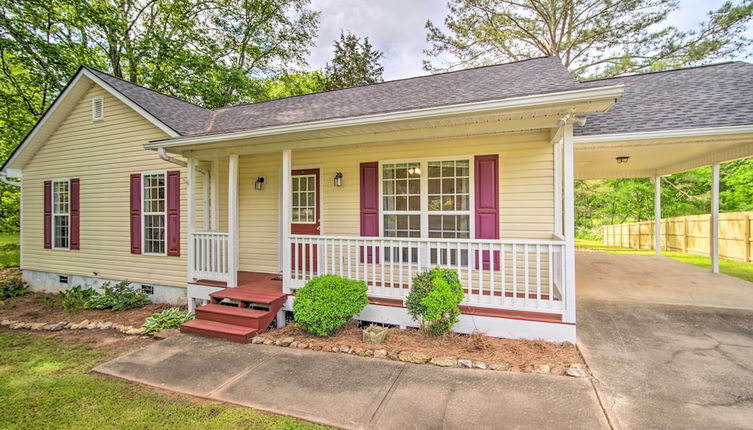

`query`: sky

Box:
[306,0,753,80]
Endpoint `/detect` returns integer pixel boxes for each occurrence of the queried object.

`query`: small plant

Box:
[0,276,28,299]
[37,296,58,309]
[405,267,464,335]
[141,308,194,334]
[293,275,368,337]
[86,280,150,311]
[58,285,97,313]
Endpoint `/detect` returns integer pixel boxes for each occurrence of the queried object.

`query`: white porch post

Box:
[653,176,662,255]
[562,123,576,324]
[554,141,563,236]
[227,155,239,287]
[210,158,220,231]
[711,163,720,273]
[281,149,292,293]
[187,158,196,312]
[202,169,210,230]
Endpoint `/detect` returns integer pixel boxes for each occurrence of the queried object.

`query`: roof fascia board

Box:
[574,125,753,146]
[81,70,180,138]
[146,85,624,149]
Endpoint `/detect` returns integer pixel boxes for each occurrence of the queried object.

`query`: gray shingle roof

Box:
[84,66,213,135]
[577,62,753,136]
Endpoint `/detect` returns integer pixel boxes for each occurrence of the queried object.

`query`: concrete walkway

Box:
[94,334,608,429]
[576,251,753,429]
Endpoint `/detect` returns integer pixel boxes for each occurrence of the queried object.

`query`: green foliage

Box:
[57,286,97,314]
[323,31,384,90]
[0,275,27,299]
[425,0,753,78]
[141,308,194,334]
[37,296,58,309]
[86,280,150,311]
[293,275,368,336]
[0,234,20,267]
[406,267,464,335]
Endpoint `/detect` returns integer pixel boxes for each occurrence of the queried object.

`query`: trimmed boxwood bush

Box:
[293,275,368,337]
[406,267,464,335]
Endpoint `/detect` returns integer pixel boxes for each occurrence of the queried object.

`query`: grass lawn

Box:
[0,331,326,429]
[0,233,20,267]
[576,239,753,283]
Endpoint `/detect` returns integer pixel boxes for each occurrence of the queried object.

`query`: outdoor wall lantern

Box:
[254,176,265,190]
[408,166,422,175]
[334,172,343,187]
[616,156,630,164]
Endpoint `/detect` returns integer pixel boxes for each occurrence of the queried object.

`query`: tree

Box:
[323,31,384,90]
[424,0,753,77]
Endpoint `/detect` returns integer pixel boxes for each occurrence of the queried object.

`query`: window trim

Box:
[51,178,71,251]
[378,155,475,239]
[91,96,104,121]
[140,170,167,256]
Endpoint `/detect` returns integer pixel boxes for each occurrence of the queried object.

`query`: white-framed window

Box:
[142,172,166,255]
[52,179,70,250]
[92,96,104,121]
[380,157,473,264]
[292,174,316,223]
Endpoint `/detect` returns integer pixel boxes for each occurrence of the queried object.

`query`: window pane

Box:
[54,216,69,248]
[427,159,470,213]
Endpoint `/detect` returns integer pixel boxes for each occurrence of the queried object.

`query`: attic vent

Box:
[92,96,104,121]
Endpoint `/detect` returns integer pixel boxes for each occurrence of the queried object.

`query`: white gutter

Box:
[146,85,624,149]
[157,148,208,177]
[1,172,21,188]
[574,124,753,145]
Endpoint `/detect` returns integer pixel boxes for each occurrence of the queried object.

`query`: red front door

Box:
[291,169,320,273]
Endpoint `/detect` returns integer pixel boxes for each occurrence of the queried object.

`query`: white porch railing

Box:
[190,232,230,282]
[288,235,566,315]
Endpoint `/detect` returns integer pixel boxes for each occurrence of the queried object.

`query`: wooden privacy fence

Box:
[601,212,753,263]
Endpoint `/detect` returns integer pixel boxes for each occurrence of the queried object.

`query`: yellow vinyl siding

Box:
[235,130,554,273]
[21,84,189,288]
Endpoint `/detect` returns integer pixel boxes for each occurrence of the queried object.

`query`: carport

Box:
[572,62,753,273]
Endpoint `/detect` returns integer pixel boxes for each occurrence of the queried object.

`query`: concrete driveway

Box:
[576,251,753,429]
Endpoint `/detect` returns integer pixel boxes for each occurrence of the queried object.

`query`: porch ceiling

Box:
[574,126,753,179]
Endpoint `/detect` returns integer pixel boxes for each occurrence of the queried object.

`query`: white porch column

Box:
[554,141,563,236]
[210,158,220,231]
[202,169,210,230]
[653,176,662,255]
[711,163,720,273]
[562,123,576,324]
[227,155,239,287]
[187,158,196,286]
[281,149,292,293]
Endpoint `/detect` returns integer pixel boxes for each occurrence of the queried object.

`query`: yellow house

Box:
[3,57,752,343]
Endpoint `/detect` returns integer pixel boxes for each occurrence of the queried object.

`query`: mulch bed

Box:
[262,323,583,368]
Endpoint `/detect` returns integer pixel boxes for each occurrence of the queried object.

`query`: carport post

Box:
[562,123,576,324]
[711,163,720,273]
[653,176,661,255]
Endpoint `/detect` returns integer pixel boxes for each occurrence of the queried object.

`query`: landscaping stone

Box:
[489,362,510,371]
[153,329,179,340]
[398,351,430,364]
[1,319,12,327]
[373,349,388,358]
[523,365,534,373]
[331,346,338,352]
[509,366,521,372]
[87,322,97,330]
[362,325,389,344]
[297,342,308,349]
[566,364,586,378]
[263,338,274,345]
[310,345,322,351]
[30,322,45,330]
[457,359,473,368]
[274,340,282,346]
[280,337,295,347]
[534,364,551,374]
[353,347,364,355]
[251,337,265,344]
[388,350,400,360]
[289,341,299,348]
[79,320,90,327]
[365,350,373,357]
[63,322,73,329]
[551,366,567,376]
[473,361,487,370]
[100,322,114,330]
[430,356,457,367]
[339,345,351,353]
[41,323,57,331]
[9,322,24,329]
[125,327,142,335]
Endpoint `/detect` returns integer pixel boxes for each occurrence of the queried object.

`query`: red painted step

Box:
[210,287,285,305]
[195,304,271,329]
[180,319,257,343]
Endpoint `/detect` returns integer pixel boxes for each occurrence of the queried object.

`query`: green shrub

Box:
[58,285,97,313]
[141,308,194,334]
[0,276,27,299]
[405,267,464,335]
[293,275,368,336]
[86,280,150,311]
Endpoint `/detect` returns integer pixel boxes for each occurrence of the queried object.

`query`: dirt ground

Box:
[262,323,583,367]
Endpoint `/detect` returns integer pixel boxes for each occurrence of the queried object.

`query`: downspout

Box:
[0,172,21,188]
[157,147,207,175]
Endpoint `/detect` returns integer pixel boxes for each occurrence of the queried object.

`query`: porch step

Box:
[210,287,286,305]
[195,304,271,329]
[180,319,257,343]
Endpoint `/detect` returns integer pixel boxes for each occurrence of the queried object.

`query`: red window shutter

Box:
[130,173,141,254]
[70,178,80,250]
[475,155,499,269]
[360,162,379,263]
[44,180,52,249]
[166,170,180,256]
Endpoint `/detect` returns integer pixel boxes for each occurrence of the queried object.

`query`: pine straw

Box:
[262,323,582,367]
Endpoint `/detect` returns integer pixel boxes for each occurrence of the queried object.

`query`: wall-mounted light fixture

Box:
[334,172,343,187]
[616,156,630,165]
[254,176,265,190]
[408,166,421,175]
